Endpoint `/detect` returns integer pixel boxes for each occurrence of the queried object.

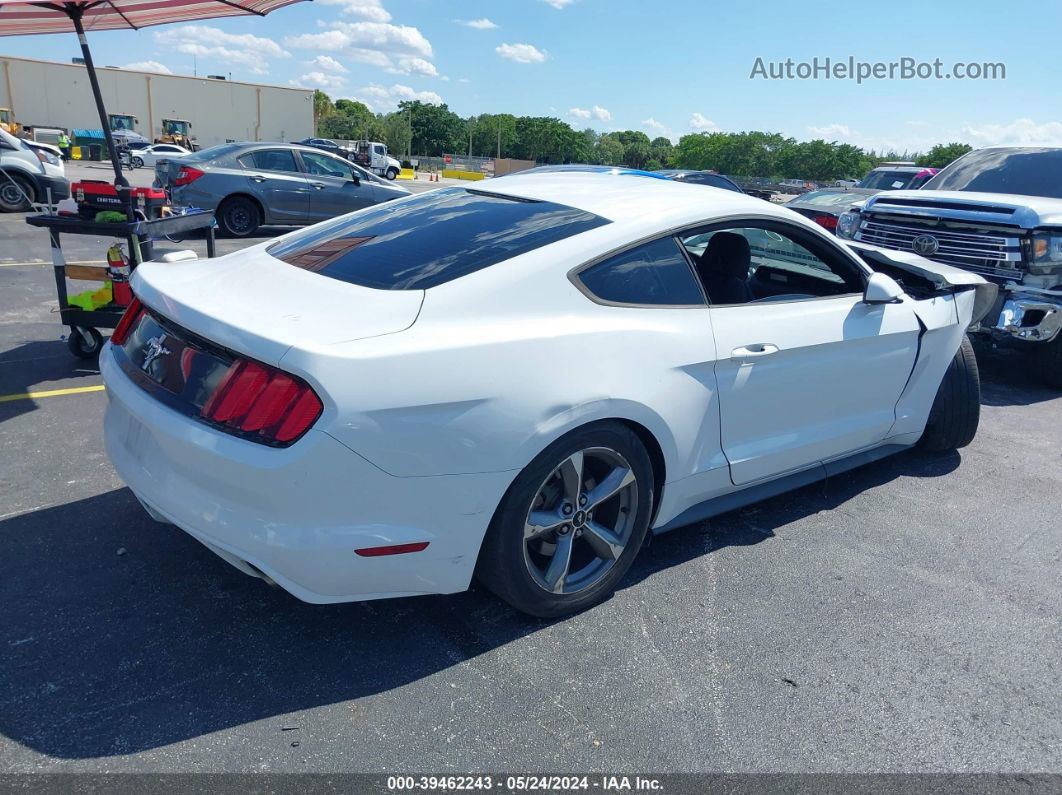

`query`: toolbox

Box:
[72,180,168,219]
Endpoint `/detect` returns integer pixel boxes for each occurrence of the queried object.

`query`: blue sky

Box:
[3,0,1059,153]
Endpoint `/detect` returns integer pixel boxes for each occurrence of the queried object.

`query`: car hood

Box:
[131,242,424,366]
[863,189,1062,228]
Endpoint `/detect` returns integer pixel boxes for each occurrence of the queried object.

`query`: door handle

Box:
[731,343,779,359]
[250,174,267,183]
[310,182,325,189]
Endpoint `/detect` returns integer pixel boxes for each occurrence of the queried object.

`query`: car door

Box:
[298,150,376,220]
[145,144,182,167]
[237,148,310,222]
[680,220,921,486]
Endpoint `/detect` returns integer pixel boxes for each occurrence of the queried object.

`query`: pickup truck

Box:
[837,146,1062,388]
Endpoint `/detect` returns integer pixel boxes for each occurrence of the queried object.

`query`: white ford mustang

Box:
[101,168,996,616]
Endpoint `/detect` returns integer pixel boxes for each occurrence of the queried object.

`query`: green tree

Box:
[916,142,972,169]
[379,111,412,158]
[398,100,464,156]
[313,90,334,128]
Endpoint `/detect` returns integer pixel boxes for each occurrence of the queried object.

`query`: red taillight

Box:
[354,542,430,557]
[174,166,205,187]
[813,214,839,231]
[201,358,322,445]
[110,297,144,345]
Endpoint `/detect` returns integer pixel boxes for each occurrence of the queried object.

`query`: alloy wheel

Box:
[522,447,639,595]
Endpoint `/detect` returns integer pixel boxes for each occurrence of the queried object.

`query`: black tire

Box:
[385,167,398,181]
[0,170,35,212]
[67,326,103,359]
[476,421,654,618]
[131,156,144,169]
[1034,334,1062,389]
[920,335,980,451]
[217,196,261,237]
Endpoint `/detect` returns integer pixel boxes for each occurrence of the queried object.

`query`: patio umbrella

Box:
[0,0,306,216]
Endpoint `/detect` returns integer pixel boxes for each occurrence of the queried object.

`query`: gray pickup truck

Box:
[837,146,1062,388]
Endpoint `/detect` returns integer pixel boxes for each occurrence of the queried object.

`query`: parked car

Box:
[102,167,993,616]
[787,166,939,233]
[653,169,744,193]
[129,143,191,169]
[154,142,411,237]
[296,137,352,159]
[0,125,68,211]
[838,146,1062,387]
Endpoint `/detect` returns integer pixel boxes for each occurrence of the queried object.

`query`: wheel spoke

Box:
[581,520,625,562]
[525,510,566,540]
[584,466,635,510]
[543,533,574,593]
[557,451,584,503]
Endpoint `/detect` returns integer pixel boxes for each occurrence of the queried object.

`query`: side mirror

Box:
[863,271,905,305]
[349,174,360,186]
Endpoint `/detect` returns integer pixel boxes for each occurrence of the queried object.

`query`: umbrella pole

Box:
[67,4,134,221]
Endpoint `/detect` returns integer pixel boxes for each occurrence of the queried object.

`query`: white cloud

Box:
[540,0,575,8]
[121,60,172,75]
[495,43,547,64]
[458,77,470,83]
[315,0,391,21]
[296,20,431,57]
[290,71,347,91]
[155,25,288,75]
[359,82,443,110]
[689,112,720,132]
[568,105,610,121]
[807,123,852,139]
[642,117,673,140]
[306,55,348,74]
[390,56,438,77]
[455,18,497,29]
[961,117,1062,146]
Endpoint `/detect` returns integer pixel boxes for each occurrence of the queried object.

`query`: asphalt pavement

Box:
[0,198,1059,775]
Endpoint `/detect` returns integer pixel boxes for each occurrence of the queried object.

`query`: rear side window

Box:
[576,238,705,306]
[239,149,299,173]
[268,187,610,290]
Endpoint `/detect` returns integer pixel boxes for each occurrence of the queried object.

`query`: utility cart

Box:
[25,210,216,358]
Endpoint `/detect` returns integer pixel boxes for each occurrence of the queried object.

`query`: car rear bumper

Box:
[100,344,513,603]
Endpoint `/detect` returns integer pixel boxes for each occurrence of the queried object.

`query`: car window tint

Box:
[244,149,299,173]
[268,187,610,290]
[680,225,863,303]
[577,238,705,306]
[302,151,354,179]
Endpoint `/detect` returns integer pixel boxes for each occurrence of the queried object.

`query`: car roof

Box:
[486,169,775,224]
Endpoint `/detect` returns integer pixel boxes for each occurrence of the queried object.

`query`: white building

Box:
[0,55,313,147]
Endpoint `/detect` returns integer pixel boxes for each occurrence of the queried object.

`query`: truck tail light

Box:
[110,297,144,345]
[813,214,838,231]
[174,166,205,187]
[201,359,322,444]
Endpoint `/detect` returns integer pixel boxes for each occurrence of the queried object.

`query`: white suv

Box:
[0,126,69,212]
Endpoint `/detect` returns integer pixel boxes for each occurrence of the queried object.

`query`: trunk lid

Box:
[130,243,425,366]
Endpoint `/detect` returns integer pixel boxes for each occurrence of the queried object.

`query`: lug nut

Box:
[558,525,570,535]
[579,494,587,506]
[562,503,573,515]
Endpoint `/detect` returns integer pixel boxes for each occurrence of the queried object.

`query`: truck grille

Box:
[856,219,1024,282]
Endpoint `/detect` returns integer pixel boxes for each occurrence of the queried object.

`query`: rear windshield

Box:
[181,143,245,162]
[922,147,1062,199]
[267,187,610,290]
[858,170,917,190]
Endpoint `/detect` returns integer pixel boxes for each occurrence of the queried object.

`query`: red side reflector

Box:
[110,297,144,345]
[813,214,839,231]
[354,542,430,557]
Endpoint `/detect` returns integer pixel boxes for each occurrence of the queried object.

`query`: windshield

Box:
[858,170,917,190]
[268,187,609,290]
[921,147,1062,199]
[789,191,866,207]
